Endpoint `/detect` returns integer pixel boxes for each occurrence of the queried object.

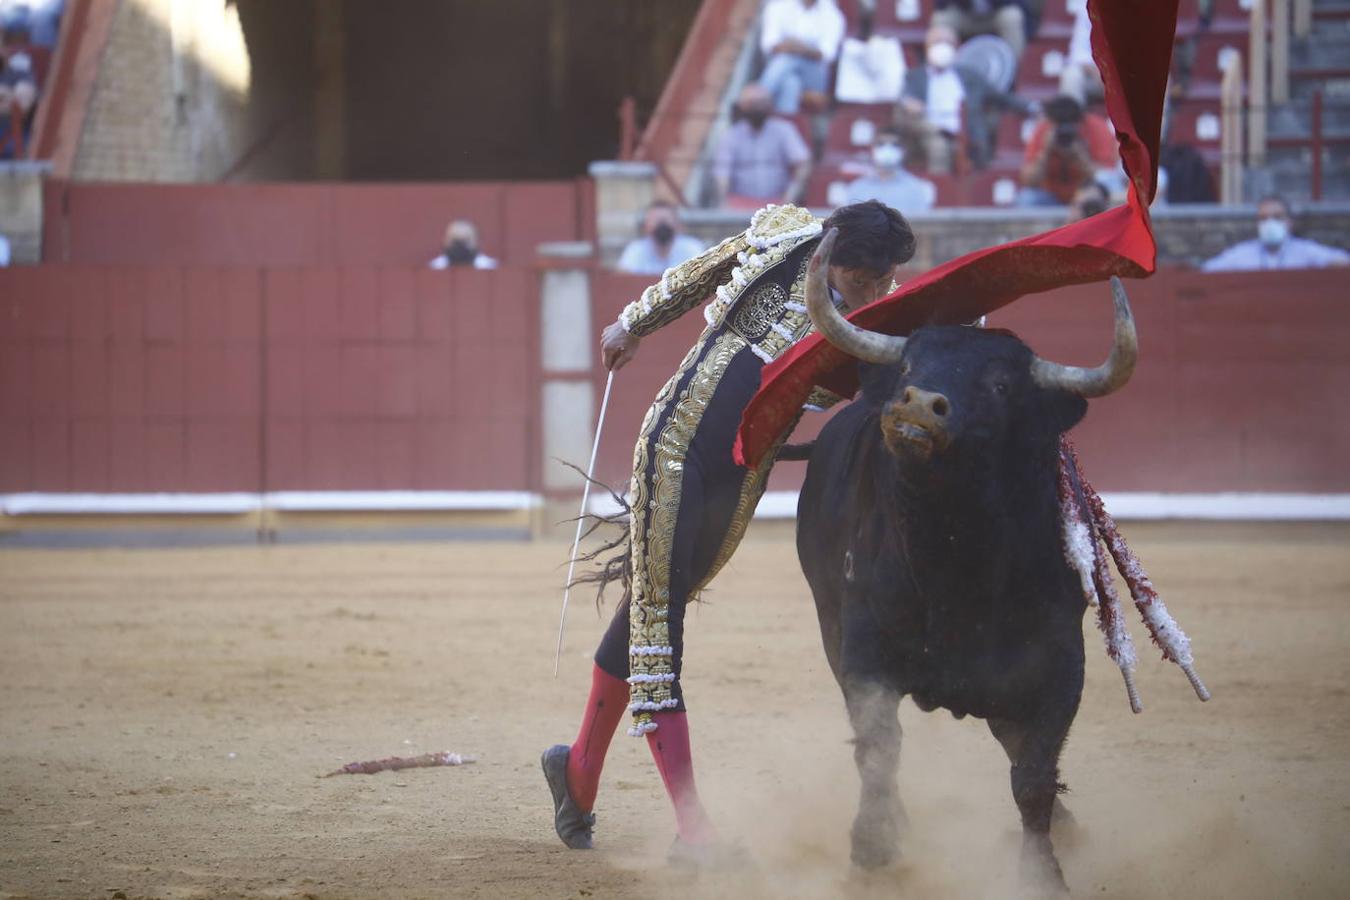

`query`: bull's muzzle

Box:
[881,387,951,460]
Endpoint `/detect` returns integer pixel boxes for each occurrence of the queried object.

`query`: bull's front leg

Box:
[842,677,904,870]
[987,715,1072,896]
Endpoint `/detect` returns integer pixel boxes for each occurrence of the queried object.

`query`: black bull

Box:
[794,231,1137,890]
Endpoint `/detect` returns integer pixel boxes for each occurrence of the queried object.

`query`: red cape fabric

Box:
[735,0,1179,467]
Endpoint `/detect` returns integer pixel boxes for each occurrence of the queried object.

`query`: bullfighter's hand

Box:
[601,320,640,371]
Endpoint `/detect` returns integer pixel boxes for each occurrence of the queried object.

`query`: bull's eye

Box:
[992,381,1008,395]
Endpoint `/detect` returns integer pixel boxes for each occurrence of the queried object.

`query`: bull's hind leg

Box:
[842,678,904,869]
[987,716,1072,895]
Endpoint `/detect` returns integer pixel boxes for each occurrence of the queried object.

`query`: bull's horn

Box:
[1030,276,1138,398]
[805,228,908,365]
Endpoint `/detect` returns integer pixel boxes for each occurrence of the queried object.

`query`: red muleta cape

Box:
[735,0,1179,468]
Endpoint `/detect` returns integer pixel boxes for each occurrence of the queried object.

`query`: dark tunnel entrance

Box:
[232,0,701,181]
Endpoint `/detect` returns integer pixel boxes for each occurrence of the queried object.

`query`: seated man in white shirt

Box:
[893,24,1029,172]
[428,220,499,270]
[617,201,706,276]
[843,125,937,214]
[1202,196,1349,272]
[759,0,846,114]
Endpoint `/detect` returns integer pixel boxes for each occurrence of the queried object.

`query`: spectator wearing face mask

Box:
[931,0,1027,65]
[428,219,498,270]
[1202,196,1349,272]
[894,24,1031,173]
[758,0,846,114]
[843,125,936,214]
[714,83,812,209]
[617,201,706,275]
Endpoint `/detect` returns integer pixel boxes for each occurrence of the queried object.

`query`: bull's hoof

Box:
[1018,839,1069,898]
[667,836,750,871]
[541,744,595,850]
[849,818,900,870]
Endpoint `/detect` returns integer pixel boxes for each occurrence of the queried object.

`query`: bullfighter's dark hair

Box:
[822,200,916,274]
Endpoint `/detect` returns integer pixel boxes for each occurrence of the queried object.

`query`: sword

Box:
[553,369,616,677]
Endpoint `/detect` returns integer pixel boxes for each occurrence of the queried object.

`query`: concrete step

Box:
[1291,38,1350,69]
[1267,97,1350,136]
[1292,74,1350,99]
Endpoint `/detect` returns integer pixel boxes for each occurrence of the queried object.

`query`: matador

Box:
[542,200,917,863]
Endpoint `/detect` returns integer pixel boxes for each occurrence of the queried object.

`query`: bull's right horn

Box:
[1029,276,1139,398]
[805,228,908,365]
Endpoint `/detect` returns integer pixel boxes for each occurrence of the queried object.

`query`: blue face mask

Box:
[872,144,903,169]
[1257,217,1288,248]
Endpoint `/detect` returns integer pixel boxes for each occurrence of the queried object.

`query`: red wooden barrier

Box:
[41,180,588,268]
[588,266,1350,496]
[1,264,1346,497]
[0,265,536,493]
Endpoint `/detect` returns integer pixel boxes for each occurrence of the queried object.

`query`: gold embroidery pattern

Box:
[624,337,704,720]
[730,282,787,342]
[628,331,748,734]
[754,254,815,361]
[804,385,846,410]
[747,204,821,247]
[621,235,751,338]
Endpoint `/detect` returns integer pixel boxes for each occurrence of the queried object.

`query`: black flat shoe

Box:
[541,744,596,850]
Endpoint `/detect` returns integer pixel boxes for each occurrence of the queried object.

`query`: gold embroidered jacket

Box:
[618,204,828,365]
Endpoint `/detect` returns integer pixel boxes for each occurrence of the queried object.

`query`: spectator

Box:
[0,78,31,159]
[428,220,498,270]
[931,0,1027,66]
[617,201,705,275]
[1059,0,1103,105]
[843,124,936,214]
[759,0,846,114]
[1202,196,1349,272]
[714,83,812,209]
[1066,179,1109,223]
[895,23,1031,172]
[1017,94,1118,206]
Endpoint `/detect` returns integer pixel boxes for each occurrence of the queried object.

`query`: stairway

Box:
[804,0,1249,207]
[1263,0,1350,200]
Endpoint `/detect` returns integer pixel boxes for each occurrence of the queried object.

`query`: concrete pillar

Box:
[0,162,50,263]
[535,240,598,539]
[588,159,657,268]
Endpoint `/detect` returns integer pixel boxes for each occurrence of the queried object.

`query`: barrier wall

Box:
[588,266,1350,495]
[41,180,591,267]
[0,266,537,494]
[1,264,1346,498]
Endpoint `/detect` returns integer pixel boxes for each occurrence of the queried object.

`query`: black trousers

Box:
[593,336,769,711]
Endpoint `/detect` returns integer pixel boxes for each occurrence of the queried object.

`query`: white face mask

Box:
[927,42,956,69]
[1257,217,1288,248]
[872,144,903,169]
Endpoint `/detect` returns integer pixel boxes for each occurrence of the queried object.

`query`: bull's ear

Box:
[1046,392,1088,434]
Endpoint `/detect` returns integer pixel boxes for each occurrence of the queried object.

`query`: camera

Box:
[1053,121,1081,148]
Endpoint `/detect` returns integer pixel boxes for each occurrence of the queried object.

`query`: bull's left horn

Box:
[805,228,908,365]
[1030,276,1138,398]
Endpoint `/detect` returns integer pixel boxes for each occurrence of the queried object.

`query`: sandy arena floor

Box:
[1,522,1348,899]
